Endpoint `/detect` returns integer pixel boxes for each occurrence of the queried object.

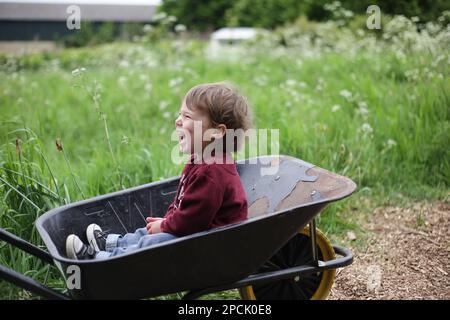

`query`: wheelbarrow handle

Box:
[0,227,53,264]
[0,227,69,300]
[0,264,69,300]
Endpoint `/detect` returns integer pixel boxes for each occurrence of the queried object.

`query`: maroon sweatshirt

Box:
[160,154,248,236]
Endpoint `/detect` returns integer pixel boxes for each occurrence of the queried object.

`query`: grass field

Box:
[0,15,449,299]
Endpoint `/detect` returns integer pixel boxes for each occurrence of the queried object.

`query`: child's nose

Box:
[175,115,182,127]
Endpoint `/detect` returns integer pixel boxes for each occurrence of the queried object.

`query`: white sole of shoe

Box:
[86,224,101,252]
[66,234,78,260]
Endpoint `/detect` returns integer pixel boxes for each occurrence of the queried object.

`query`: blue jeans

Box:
[95,228,178,259]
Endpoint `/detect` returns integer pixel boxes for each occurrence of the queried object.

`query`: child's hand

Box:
[146,218,164,234]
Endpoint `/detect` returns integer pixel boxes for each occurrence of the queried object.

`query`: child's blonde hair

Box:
[184,82,253,152]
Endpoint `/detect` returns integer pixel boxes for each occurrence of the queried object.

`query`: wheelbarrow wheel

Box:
[239,227,336,300]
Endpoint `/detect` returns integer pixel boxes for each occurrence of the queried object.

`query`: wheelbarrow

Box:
[0,155,356,300]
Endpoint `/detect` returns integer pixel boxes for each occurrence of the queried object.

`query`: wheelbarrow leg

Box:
[309,219,319,266]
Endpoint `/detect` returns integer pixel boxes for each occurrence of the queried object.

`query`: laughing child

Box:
[66,82,253,260]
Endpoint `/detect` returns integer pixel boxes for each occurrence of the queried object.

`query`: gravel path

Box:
[330,201,450,300]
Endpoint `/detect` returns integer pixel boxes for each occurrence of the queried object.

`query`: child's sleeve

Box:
[161,169,224,236]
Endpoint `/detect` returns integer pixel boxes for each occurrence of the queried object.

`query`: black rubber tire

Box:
[239,227,336,300]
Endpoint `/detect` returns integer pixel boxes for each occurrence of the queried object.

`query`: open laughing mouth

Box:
[177,129,186,144]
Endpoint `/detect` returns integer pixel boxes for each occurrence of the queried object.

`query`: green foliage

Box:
[226,0,304,29]
[160,0,231,31]
[161,0,449,31]
[349,0,449,23]
[53,1,450,45]
[59,22,147,47]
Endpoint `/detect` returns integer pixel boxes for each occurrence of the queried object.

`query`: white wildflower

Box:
[169,77,183,88]
[387,139,397,148]
[340,89,352,99]
[144,83,153,91]
[167,15,177,23]
[162,111,171,119]
[357,101,369,117]
[153,12,167,21]
[404,69,419,82]
[382,139,397,153]
[343,10,354,18]
[358,101,368,109]
[360,123,373,134]
[286,79,297,87]
[331,104,341,112]
[159,100,169,110]
[71,67,86,77]
[139,74,149,81]
[143,24,153,33]
[175,24,187,33]
[119,60,130,68]
[356,29,365,37]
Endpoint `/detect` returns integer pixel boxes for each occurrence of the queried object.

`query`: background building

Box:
[0,0,160,41]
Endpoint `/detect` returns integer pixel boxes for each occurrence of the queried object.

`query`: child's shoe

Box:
[66,235,96,260]
[86,223,108,252]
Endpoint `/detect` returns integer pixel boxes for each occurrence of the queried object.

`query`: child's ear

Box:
[212,124,227,139]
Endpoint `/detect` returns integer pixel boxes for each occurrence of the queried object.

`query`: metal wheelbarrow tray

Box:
[0,155,357,300]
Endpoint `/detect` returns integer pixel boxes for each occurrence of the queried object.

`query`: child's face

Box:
[175,101,212,155]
